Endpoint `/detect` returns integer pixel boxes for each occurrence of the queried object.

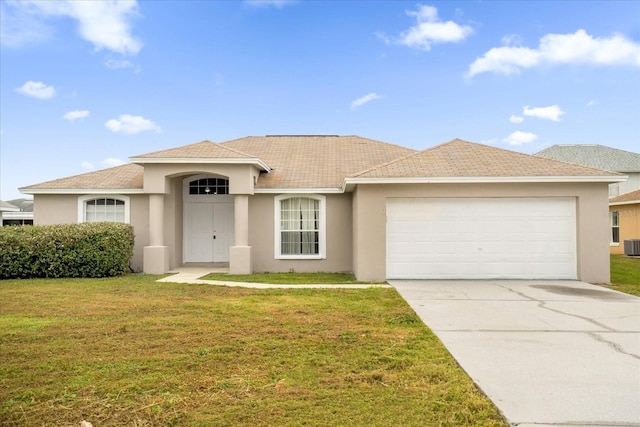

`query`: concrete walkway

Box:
[156,267,391,289]
[391,280,640,427]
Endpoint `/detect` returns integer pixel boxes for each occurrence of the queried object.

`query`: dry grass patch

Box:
[200,271,384,284]
[1,275,505,426]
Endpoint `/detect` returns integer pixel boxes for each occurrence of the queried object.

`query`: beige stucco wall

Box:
[609,204,640,255]
[352,182,611,283]
[33,194,149,271]
[33,194,77,225]
[142,163,260,195]
[248,193,353,273]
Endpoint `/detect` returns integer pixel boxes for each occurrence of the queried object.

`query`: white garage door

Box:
[386,198,577,280]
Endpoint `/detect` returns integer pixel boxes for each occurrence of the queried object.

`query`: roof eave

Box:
[129,157,272,171]
[20,188,145,195]
[609,200,640,206]
[253,187,343,194]
[342,175,627,191]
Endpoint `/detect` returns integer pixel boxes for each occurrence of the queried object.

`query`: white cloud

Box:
[62,110,90,120]
[501,33,523,46]
[105,114,162,135]
[81,161,95,170]
[509,115,524,123]
[586,100,598,107]
[523,105,565,121]
[397,4,473,50]
[16,81,55,99]
[1,0,141,55]
[104,56,139,71]
[503,131,538,146]
[468,29,640,77]
[350,93,382,110]
[102,158,125,167]
[0,2,52,47]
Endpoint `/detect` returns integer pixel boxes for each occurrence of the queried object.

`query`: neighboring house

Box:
[20,136,624,283]
[609,189,640,255]
[536,144,640,197]
[536,144,640,254]
[0,199,33,226]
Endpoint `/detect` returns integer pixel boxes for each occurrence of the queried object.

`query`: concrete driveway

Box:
[390,280,640,427]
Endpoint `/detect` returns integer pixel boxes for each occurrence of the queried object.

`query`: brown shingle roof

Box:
[610,189,640,203]
[132,140,256,159]
[21,164,144,191]
[221,135,416,188]
[352,139,620,178]
[21,137,621,193]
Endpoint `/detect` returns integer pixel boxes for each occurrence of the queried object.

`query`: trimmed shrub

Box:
[0,222,134,279]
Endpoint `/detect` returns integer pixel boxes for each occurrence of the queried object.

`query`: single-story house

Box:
[609,189,640,255]
[536,144,640,253]
[20,136,625,283]
[0,199,34,226]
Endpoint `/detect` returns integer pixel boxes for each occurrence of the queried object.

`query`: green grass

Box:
[200,271,386,284]
[0,275,506,426]
[608,255,640,296]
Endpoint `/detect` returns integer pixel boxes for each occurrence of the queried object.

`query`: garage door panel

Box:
[386,198,577,280]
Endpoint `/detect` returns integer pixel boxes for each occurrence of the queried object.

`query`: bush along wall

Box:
[0,222,134,279]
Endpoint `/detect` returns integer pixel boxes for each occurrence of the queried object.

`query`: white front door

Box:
[184,201,234,263]
[212,202,234,262]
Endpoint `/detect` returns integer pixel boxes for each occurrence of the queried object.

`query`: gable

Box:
[350,139,622,181]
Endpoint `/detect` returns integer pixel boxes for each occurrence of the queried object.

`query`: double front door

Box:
[184,201,234,263]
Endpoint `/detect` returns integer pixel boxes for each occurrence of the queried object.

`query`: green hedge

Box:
[0,222,134,279]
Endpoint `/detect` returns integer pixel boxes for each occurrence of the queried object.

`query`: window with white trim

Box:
[610,211,620,244]
[275,195,326,259]
[78,195,130,223]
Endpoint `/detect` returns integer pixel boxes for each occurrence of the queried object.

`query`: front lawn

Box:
[0,275,505,426]
[608,255,640,296]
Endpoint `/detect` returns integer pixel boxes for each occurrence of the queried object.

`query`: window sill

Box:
[610,243,620,247]
[276,255,325,260]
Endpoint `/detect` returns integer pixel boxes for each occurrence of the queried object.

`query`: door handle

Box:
[213,234,216,239]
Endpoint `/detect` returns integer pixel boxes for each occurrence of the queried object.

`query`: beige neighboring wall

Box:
[249,193,353,273]
[352,182,611,283]
[33,194,149,272]
[609,204,640,255]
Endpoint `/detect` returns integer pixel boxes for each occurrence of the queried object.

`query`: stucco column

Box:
[144,193,169,274]
[234,195,249,246]
[229,194,252,274]
[149,194,164,246]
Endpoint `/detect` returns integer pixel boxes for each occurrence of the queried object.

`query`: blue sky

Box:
[1,0,639,200]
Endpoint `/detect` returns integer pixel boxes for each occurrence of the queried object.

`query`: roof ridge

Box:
[350,138,471,177]
[212,142,259,158]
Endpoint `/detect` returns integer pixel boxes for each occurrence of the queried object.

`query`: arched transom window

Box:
[189,178,229,195]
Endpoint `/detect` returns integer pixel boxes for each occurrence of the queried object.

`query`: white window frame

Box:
[78,195,130,224]
[610,211,620,246]
[274,194,326,260]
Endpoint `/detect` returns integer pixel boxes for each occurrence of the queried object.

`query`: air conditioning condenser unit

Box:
[623,239,640,256]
